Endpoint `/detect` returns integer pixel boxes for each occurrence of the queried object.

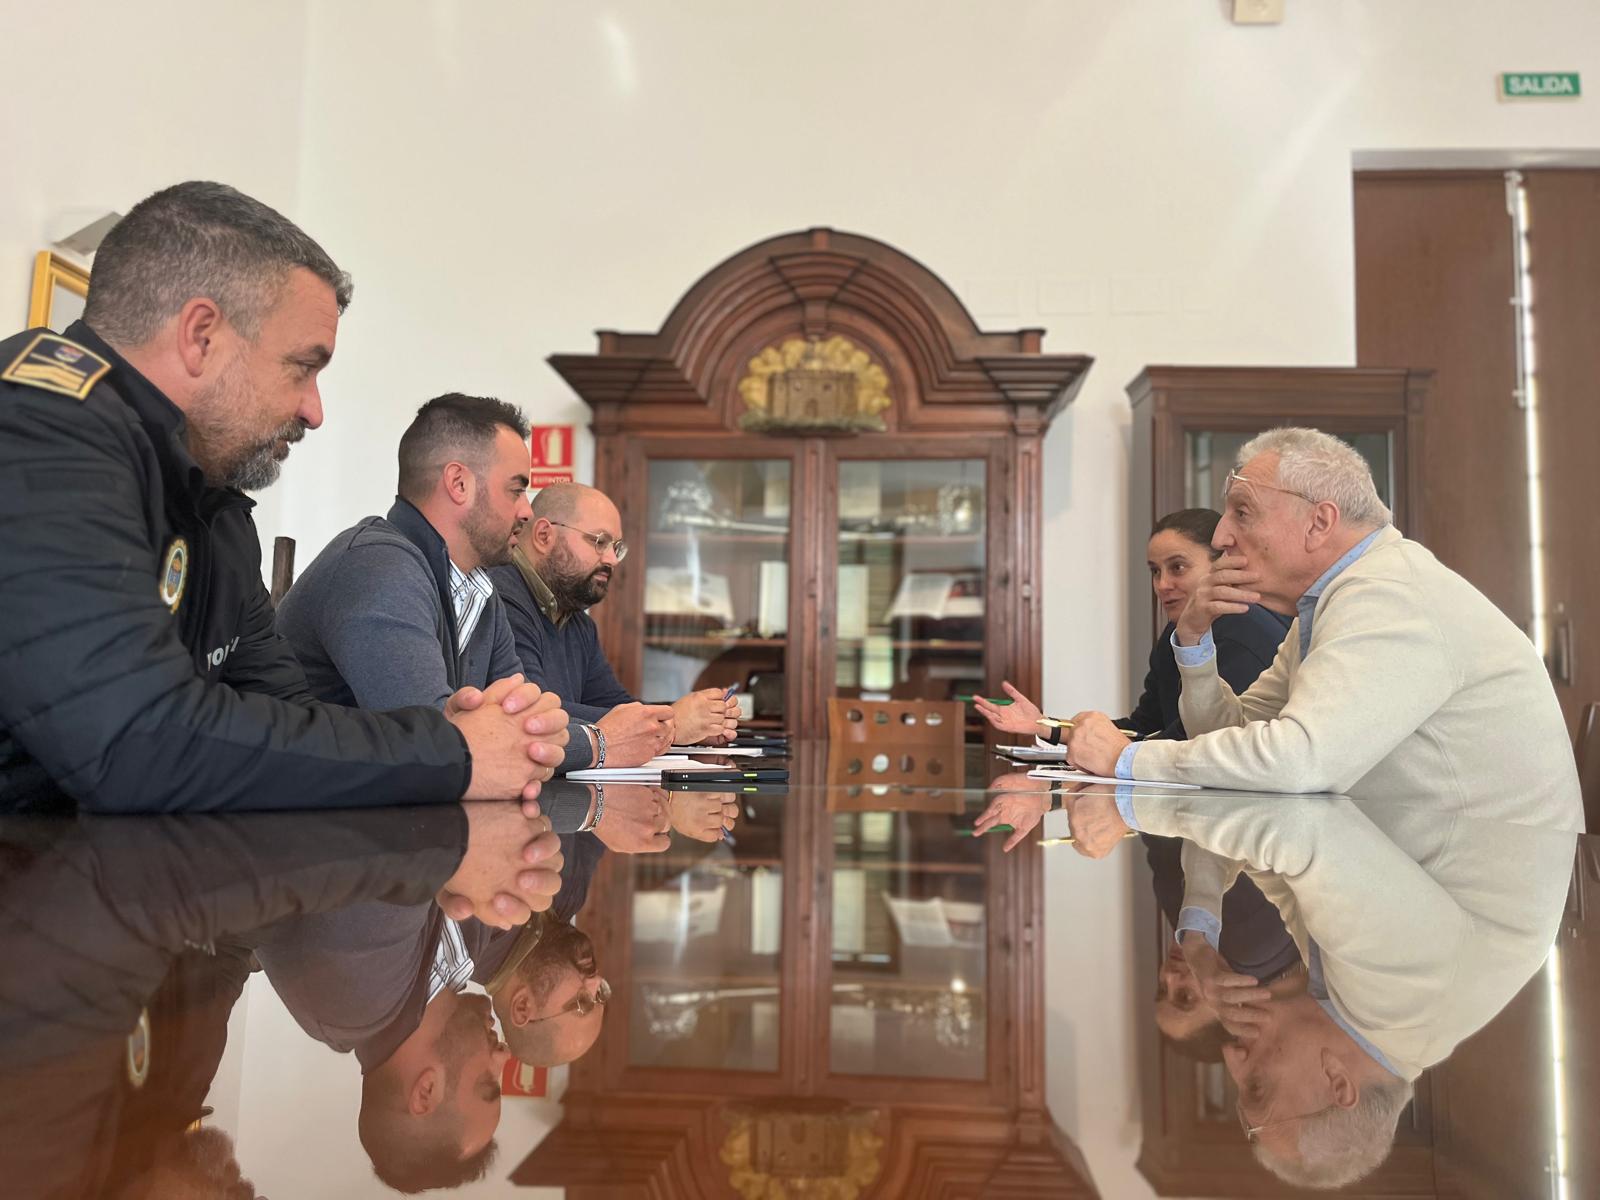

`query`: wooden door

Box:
[1524,170,1600,732]
[1354,171,1525,624]
[1355,168,1600,732]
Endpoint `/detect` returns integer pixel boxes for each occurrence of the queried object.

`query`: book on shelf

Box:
[883,571,984,621]
[882,895,986,948]
[644,567,736,623]
[837,564,870,640]
[756,560,788,637]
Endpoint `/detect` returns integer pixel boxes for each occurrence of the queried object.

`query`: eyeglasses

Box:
[526,977,611,1024]
[1236,1099,1339,1143]
[1220,470,1316,509]
[547,520,628,562]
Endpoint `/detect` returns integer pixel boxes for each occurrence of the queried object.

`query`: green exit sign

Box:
[1499,72,1581,100]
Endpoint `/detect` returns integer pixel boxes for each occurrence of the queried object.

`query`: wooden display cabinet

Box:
[549,227,1092,740]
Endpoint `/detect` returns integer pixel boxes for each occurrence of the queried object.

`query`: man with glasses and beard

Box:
[480,903,610,1071]
[489,482,741,772]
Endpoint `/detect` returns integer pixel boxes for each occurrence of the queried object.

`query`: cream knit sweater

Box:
[1132,789,1577,1080]
[1130,527,1583,833]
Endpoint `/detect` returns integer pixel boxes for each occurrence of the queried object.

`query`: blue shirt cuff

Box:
[1113,782,1142,832]
[1114,742,1137,780]
[1176,906,1222,951]
[1171,627,1216,667]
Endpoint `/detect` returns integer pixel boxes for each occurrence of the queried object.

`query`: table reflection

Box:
[829,807,986,1080]
[628,795,784,1072]
[3,746,1594,1198]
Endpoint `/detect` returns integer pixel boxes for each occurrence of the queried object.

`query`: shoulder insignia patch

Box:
[2,332,111,400]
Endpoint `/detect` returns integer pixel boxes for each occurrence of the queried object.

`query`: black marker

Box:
[660,769,790,784]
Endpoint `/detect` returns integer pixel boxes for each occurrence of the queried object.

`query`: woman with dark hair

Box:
[975,508,1299,1057]
[975,507,1289,743]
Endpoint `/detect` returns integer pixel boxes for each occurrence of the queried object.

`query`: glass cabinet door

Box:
[832,459,986,709]
[626,793,786,1072]
[828,806,987,1081]
[1185,431,1394,511]
[643,460,791,728]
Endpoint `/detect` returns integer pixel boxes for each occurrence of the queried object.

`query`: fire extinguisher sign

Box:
[528,424,575,488]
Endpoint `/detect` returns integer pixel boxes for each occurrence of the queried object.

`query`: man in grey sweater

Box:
[272,393,576,1188]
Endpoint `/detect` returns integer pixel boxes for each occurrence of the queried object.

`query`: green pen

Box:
[955,694,1014,705]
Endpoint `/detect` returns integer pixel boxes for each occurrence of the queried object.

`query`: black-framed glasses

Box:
[547,520,628,562]
[526,978,611,1024]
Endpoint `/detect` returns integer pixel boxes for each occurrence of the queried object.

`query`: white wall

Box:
[9,1,1599,1195]
[0,0,312,538]
[279,5,1598,1193]
[227,975,565,1200]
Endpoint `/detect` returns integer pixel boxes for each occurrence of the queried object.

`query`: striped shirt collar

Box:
[427,917,477,1004]
[448,559,495,648]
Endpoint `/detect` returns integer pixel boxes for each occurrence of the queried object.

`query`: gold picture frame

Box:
[27,250,90,331]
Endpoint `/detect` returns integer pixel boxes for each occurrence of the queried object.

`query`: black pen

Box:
[660,769,790,784]
[665,780,788,794]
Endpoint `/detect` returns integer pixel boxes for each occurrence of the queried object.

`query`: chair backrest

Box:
[1575,701,1600,836]
[825,699,965,788]
[270,536,296,608]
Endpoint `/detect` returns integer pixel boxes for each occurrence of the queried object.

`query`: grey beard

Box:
[224,419,305,491]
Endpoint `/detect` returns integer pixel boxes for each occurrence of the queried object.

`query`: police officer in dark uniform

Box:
[0,181,566,818]
[0,803,546,1198]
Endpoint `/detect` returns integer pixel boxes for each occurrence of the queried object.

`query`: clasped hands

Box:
[439,799,564,929]
[447,673,570,802]
[439,674,568,927]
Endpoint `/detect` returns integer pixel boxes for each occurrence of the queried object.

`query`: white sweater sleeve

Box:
[1131,576,1456,794]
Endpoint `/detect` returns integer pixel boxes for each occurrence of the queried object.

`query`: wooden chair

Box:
[824,698,965,789]
[1575,701,1600,836]
[270,536,296,607]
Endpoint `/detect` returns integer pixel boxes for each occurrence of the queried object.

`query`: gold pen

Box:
[1035,717,1152,741]
[1040,831,1142,847]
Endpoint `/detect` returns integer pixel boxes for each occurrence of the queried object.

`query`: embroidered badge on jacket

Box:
[160,537,189,613]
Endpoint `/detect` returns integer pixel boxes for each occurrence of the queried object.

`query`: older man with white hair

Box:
[1058,425,1582,1190]
[1067,425,1580,831]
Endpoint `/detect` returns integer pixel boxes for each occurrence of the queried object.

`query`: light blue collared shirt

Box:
[1308,939,1399,1075]
[1114,526,1389,785]
[1295,526,1386,659]
[1175,904,1220,948]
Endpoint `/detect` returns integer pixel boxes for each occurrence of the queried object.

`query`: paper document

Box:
[1026,768,1200,791]
[993,745,1068,762]
[667,745,768,757]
